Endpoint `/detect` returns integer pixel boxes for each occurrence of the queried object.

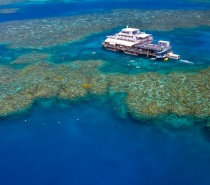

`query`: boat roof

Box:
[158,40,170,43]
[137,33,151,38]
[105,38,136,47]
[122,28,139,32]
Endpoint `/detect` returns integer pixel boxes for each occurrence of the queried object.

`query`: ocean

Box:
[0,1,210,185]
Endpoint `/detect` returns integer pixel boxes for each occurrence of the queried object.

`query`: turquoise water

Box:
[2,27,210,73]
[1,1,210,185]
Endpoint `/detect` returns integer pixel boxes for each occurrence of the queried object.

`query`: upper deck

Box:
[107,27,153,43]
[121,28,140,34]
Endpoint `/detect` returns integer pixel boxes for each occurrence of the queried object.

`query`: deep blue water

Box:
[0,99,210,185]
[1,0,210,22]
[1,1,210,185]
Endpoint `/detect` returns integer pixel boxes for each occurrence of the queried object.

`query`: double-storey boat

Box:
[102,27,180,60]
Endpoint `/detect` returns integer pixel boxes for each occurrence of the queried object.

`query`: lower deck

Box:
[102,42,168,58]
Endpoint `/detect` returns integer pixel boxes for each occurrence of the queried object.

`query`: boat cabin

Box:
[104,38,136,49]
[120,28,141,35]
[111,28,152,43]
[158,40,170,48]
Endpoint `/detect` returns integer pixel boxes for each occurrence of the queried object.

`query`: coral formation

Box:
[0,0,25,6]
[11,52,50,65]
[0,59,210,127]
[1,9,210,48]
[82,83,91,89]
[185,0,210,3]
[0,8,18,14]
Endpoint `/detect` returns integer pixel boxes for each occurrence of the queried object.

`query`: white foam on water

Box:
[180,59,194,64]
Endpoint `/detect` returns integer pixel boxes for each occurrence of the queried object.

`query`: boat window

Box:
[133,31,138,34]
[122,31,129,34]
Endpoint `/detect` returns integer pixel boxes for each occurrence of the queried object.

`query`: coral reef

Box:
[0,0,25,6]
[185,0,210,3]
[0,8,18,14]
[11,52,50,64]
[0,59,210,127]
[82,83,91,89]
[0,9,210,48]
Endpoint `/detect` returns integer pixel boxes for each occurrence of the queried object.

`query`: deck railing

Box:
[103,43,158,57]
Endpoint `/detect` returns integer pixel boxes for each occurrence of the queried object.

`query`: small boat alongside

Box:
[167,52,180,60]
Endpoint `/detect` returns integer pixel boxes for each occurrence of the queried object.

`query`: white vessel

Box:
[102,27,180,60]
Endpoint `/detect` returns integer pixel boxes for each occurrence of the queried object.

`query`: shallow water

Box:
[1,1,210,185]
[2,26,210,74]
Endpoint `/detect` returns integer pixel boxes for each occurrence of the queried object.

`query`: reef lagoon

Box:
[1,0,210,185]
